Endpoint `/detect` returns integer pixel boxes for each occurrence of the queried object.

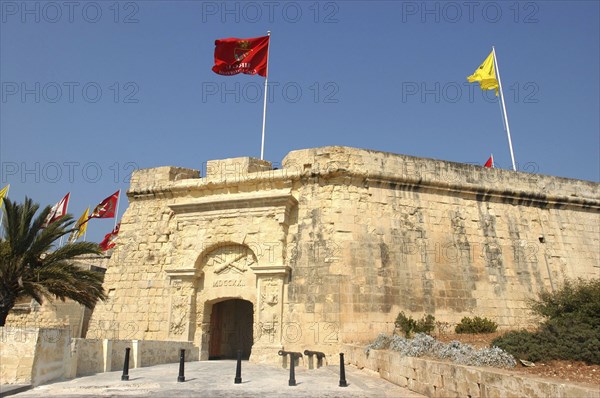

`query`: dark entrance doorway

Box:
[209,299,253,360]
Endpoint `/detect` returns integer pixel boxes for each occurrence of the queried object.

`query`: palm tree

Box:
[0,197,106,326]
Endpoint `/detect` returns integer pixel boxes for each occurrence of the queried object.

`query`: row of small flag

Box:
[0,185,120,251]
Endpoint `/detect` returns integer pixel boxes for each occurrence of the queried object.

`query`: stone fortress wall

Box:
[88,146,599,363]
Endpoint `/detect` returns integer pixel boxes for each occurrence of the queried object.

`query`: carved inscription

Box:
[212,279,245,287]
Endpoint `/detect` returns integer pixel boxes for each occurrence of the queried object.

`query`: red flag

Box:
[44,193,70,226]
[212,35,270,77]
[89,191,119,219]
[484,155,494,168]
[99,222,120,251]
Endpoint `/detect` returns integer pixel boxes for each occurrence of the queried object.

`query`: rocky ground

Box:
[435,332,600,386]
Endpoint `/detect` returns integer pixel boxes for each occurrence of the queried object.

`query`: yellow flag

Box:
[467,51,499,96]
[0,184,9,202]
[68,208,90,243]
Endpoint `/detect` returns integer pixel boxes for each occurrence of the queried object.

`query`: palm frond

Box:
[33,262,106,308]
[42,242,101,267]
[0,197,107,325]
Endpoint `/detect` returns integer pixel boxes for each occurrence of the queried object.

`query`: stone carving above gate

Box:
[201,244,257,276]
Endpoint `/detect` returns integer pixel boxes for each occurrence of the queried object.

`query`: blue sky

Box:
[1,0,599,243]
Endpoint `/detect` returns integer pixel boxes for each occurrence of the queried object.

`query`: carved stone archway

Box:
[191,243,259,360]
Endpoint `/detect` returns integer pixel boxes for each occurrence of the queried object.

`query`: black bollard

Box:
[121,347,130,381]
[234,349,242,384]
[288,353,297,386]
[278,350,302,386]
[177,349,185,382]
[339,353,348,387]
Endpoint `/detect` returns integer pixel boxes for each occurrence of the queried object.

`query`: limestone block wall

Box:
[71,338,198,376]
[280,147,599,347]
[136,340,198,368]
[343,344,599,398]
[87,146,599,361]
[73,339,104,376]
[0,326,199,384]
[0,327,71,386]
[30,328,71,386]
[1,327,39,384]
[6,299,84,336]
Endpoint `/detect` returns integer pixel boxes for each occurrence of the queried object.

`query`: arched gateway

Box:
[164,240,292,362]
[194,244,259,360]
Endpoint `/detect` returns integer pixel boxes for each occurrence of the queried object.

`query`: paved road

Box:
[13,360,424,397]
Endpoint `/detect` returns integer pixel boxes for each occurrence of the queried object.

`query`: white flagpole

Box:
[492,46,517,172]
[260,31,271,160]
[59,194,70,247]
[113,190,121,230]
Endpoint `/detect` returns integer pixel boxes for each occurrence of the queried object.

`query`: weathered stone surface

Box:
[0,327,71,386]
[344,343,599,398]
[86,146,599,363]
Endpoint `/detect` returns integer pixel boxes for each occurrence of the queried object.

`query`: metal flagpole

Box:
[492,46,517,171]
[59,194,70,247]
[113,190,121,230]
[260,31,271,160]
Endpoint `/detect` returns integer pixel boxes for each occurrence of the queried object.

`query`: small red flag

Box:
[89,191,119,219]
[484,155,494,168]
[99,222,120,251]
[212,35,270,77]
[43,192,70,227]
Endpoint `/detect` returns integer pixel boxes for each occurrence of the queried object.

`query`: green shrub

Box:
[530,278,600,328]
[492,278,600,365]
[455,316,498,334]
[492,322,600,364]
[395,312,435,337]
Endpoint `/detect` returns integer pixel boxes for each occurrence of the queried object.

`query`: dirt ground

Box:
[434,332,600,386]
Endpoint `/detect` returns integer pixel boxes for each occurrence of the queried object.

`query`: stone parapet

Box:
[0,327,71,386]
[343,344,599,398]
[281,146,599,210]
[126,147,599,210]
